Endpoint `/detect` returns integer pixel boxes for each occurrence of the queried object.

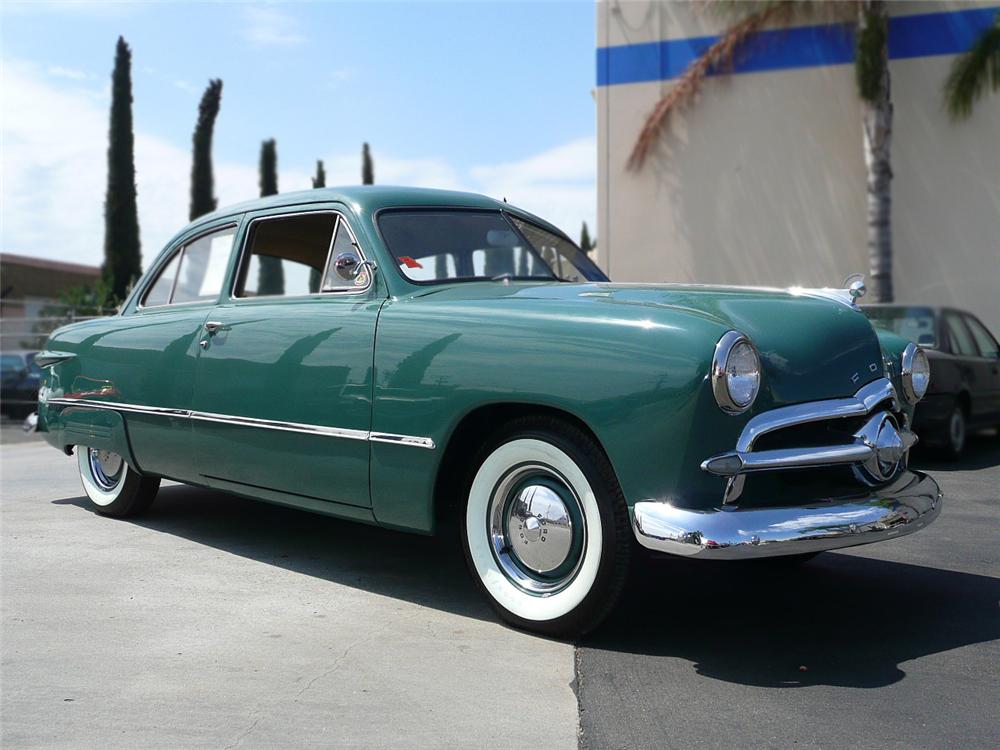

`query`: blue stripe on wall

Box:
[597,6,1000,87]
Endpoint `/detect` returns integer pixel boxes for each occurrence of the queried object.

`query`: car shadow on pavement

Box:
[582,551,1000,689]
[911,431,1000,472]
[53,483,494,623]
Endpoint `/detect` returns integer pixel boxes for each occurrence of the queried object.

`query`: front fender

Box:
[370,296,725,532]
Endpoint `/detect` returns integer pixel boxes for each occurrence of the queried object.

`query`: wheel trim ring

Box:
[88,448,125,491]
[487,463,587,595]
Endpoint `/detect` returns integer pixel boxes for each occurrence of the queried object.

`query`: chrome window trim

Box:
[229,209,372,302]
[137,223,240,311]
[44,397,434,449]
[710,330,761,415]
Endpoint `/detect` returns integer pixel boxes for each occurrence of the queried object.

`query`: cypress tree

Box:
[190,79,223,221]
[102,36,142,302]
[362,142,374,184]
[312,159,326,189]
[579,221,593,255]
[257,139,284,295]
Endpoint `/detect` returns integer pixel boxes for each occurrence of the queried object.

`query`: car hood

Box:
[410,281,887,405]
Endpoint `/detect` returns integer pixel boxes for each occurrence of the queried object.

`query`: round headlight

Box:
[711,331,761,414]
[901,343,930,403]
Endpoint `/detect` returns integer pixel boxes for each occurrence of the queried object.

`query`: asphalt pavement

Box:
[577,435,1000,750]
[2,424,998,749]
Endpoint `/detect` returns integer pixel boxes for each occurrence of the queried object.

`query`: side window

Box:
[944,312,977,356]
[142,252,181,307]
[964,315,999,358]
[321,217,371,290]
[141,226,235,308]
[173,228,236,303]
[236,213,344,298]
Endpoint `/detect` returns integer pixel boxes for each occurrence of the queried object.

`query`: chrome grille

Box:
[701,378,917,505]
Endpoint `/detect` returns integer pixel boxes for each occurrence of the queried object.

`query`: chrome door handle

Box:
[204,321,225,334]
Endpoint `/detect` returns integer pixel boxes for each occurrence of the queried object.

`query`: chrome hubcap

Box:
[488,466,585,595]
[950,410,965,449]
[506,484,574,574]
[88,448,124,490]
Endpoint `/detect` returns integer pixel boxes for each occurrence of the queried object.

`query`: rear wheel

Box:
[77,447,160,517]
[943,402,967,459]
[461,418,630,637]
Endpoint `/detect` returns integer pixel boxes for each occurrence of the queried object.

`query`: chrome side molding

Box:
[43,397,435,449]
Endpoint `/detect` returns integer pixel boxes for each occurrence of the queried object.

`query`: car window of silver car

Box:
[943,312,978,357]
[963,315,999,358]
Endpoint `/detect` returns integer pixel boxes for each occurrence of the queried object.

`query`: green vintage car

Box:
[36,187,941,636]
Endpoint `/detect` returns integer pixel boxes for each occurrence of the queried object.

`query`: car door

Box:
[190,205,383,509]
[81,220,239,481]
[941,310,991,426]
[962,313,1000,421]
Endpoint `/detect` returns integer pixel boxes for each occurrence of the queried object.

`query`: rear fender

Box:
[41,405,142,473]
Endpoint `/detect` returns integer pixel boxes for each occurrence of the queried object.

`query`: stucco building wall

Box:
[597,1,1000,331]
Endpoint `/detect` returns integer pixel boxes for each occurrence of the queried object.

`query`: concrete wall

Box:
[597,1,1000,332]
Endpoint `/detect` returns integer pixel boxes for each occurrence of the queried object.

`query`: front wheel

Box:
[461,418,630,637]
[77,447,160,517]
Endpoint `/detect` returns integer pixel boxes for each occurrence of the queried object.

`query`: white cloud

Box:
[240,5,306,47]
[0,59,595,272]
[0,59,304,269]
[470,137,596,237]
[47,65,90,81]
[172,79,199,94]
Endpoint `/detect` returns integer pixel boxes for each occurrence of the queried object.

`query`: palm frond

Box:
[628,1,856,170]
[944,13,1000,121]
[628,4,790,170]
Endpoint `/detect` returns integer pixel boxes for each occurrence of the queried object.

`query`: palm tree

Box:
[628,2,897,301]
[944,11,1000,120]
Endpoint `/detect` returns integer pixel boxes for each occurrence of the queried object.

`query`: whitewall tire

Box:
[77,447,160,517]
[461,418,630,637]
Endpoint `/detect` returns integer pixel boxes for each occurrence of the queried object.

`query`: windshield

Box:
[864,306,937,348]
[378,209,607,284]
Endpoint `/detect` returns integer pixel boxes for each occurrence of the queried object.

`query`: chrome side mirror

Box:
[333,252,377,284]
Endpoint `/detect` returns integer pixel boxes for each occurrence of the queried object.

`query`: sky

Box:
[1,0,597,270]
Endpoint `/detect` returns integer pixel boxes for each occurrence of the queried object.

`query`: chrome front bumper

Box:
[631,470,941,559]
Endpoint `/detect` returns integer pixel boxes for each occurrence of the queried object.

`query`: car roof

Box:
[177,185,568,244]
